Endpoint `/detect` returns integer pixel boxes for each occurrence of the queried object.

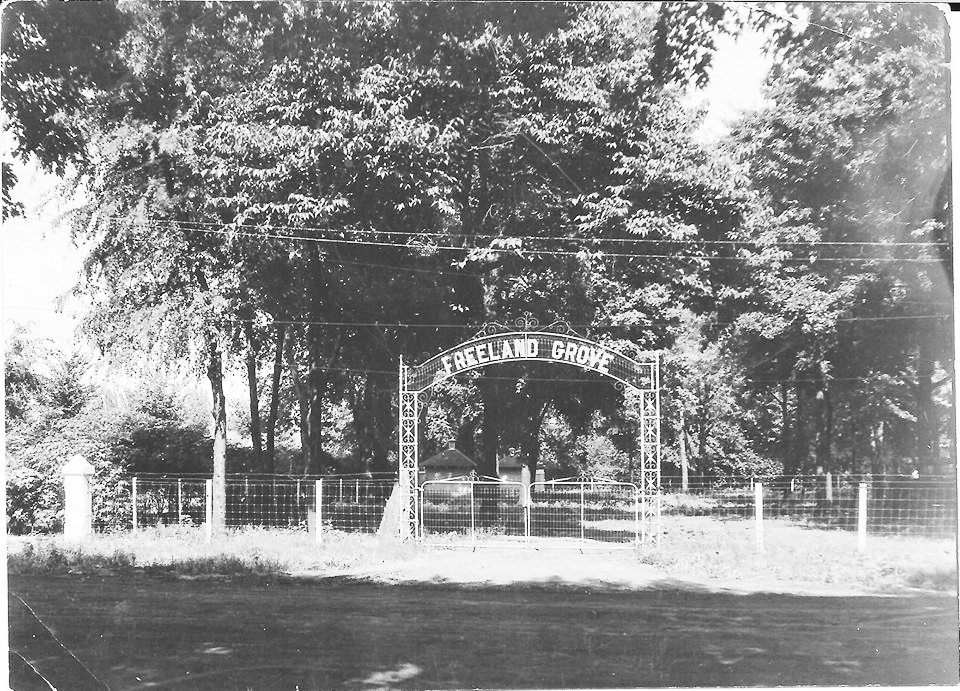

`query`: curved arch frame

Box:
[397,330,661,544]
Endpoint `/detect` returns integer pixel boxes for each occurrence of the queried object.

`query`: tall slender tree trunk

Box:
[285,336,310,473]
[815,374,832,474]
[306,332,325,475]
[792,380,808,475]
[916,328,937,473]
[697,382,710,480]
[478,377,501,477]
[780,382,790,475]
[207,342,227,532]
[243,322,263,470]
[265,325,285,474]
[679,407,688,492]
[518,398,550,481]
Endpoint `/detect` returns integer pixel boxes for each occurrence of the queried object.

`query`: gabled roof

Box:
[423,447,476,469]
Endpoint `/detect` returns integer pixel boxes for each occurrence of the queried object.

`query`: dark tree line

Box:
[4,2,952,530]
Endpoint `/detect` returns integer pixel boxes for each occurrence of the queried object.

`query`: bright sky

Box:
[0,26,773,356]
[1,159,87,349]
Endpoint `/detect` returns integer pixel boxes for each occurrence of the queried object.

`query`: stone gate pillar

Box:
[61,454,95,542]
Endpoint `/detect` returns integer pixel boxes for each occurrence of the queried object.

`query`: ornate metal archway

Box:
[397,321,661,543]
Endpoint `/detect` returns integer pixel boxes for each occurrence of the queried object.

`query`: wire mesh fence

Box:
[529,480,639,545]
[419,479,640,547]
[130,478,208,529]
[226,477,312,529]
[103,472,955,545]
[659,474,957,538]
[421,479,527,544]
[318,478,396,533]
[121,476,398,535]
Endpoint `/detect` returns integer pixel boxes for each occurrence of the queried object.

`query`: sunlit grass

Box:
[7,526,419,576]
[639,516,957,592]
[7,518,956,593]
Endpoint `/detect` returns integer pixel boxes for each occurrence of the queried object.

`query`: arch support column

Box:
[398,359,420,539]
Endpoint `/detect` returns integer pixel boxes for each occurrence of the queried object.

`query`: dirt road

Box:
[8,574,958,689]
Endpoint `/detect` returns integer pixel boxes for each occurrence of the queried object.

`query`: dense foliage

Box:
[3,2,953,531]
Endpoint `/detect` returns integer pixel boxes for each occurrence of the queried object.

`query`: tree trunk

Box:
[679,407,688,492]
[207,342,227,532]
[285,336,310,473]
[306,331,325,475]
[780,381,790,475]
[916,328,937,473]
[243,322,263,471]
[519,398,550,482]
[815,374,832,474]
[478,377,501,477]
[264,325,285,473]
[791,380,808,475]
[697,382,710,480]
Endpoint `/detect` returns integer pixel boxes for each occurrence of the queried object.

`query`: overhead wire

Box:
[107,216,951,249]
[102,218,950,264]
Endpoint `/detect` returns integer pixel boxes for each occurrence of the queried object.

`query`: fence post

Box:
[524,484,531,543]
[580,483,585,543]
[132,476,138,532]
[177,478,183,525]
[755,482,764,551]
[470,479,476,544]
[316,479,323,545]
[825,472,833,502]
[857,482,867,552]
[634,485,641,547]
[205,479,212,541]
[61,455,95,542]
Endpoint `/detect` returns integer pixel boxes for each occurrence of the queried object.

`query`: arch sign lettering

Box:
[396,324,662,544]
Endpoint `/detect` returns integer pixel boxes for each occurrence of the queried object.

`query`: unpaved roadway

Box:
[8,573,958,689]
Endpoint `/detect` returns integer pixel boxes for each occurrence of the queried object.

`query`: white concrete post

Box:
[754,482,764,552]
[61,455,95,543]
[825,472,833,502]
[857,482,867,552]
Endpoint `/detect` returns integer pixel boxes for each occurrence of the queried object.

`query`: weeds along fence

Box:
[660,474,958,538]
[112,475,396,535]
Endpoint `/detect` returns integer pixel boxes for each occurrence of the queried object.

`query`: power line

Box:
[103,219,949,264]
[108,217,951,249]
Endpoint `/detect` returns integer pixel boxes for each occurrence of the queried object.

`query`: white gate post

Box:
[177,478,183,525]
[825,472,833,502]
[61,455,95,543]
[857,482,867,552]
[205,479,213,541]
[754,482,764,551]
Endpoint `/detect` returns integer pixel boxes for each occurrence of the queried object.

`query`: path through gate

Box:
[399,322,661,544]
[420,478,643,548]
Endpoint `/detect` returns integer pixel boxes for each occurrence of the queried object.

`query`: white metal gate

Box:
[419,478,643,548]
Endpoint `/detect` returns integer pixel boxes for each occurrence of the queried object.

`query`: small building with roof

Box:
[420,440,477,482]
[498,450,545,484]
